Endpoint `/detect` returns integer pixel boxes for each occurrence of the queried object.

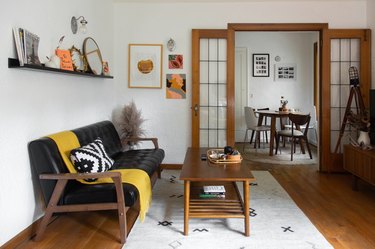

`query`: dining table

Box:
[254,110,304,156]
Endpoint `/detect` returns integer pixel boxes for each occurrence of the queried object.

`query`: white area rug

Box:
[124,170,332,249]
[240,143,317,165]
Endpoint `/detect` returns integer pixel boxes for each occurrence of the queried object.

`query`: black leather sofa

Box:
[28,120,165,243]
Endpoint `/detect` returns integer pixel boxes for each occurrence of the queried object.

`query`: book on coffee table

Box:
[199,193,225,198]
[203,185,226,194]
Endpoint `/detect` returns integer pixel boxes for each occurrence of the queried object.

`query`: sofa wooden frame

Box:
[35,171,128,244]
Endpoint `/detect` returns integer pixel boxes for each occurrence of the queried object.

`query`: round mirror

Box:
[83,37,103,75]
[69,46,87,72]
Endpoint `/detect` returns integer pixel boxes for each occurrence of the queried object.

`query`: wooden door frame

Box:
[322,29,371,172]
[192,29,228,148]
[227,23,328,170]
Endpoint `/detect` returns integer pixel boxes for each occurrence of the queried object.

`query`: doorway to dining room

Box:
[235,31,320,162]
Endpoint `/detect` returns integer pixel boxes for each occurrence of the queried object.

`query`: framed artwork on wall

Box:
[128,44,163,88]
[275,63,297,81]
[166,73,186,99]
[252,53,269,77]
[168,54,183,69]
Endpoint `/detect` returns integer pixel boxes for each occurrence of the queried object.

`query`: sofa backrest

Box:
[71,120,123,158]
[28,120,122,205]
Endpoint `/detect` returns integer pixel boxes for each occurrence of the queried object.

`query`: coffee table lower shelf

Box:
[189,199,245,218]
[184,181,249,236]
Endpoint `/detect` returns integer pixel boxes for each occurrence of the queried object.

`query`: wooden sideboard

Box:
[343,144,375,190]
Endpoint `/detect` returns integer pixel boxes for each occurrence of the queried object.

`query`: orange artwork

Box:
[55,49,74,71]
[166,74,186,99]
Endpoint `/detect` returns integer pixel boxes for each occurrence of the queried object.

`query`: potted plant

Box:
[347,110,371,149]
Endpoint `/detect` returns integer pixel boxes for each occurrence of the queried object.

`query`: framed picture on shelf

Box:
[128,44,163,88]
[252,53,269,77]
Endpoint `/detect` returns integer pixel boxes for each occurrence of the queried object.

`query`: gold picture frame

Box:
[128,44,163,88]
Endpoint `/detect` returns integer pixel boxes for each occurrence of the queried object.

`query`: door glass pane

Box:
[330,38,360,153]
[199,38,227,147]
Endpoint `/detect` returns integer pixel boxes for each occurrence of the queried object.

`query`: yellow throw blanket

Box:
[47,131,151,221]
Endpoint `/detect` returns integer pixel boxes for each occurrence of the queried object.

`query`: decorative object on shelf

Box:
[168,54,183,69]
[55,49,74,71]
[115,100,146,150]
[167,38,176,52]
[357,131,371,149]
[45,36,65,69]
[128,44,163,88]
[347,109,372,150]
[71,16,88,34]
[252,53,269,77]
[102,61,110,76]
[166,74,186,99]
[45,55,60,69]
[275,55,281,62]
[347,109,370,132]
[69,46,86,72]
[275,63,297,81]
[83,37,103,75]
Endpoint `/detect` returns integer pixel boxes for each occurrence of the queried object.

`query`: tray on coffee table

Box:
[206,148,242,164]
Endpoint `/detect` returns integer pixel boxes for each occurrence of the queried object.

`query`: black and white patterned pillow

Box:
[70,138,114,181]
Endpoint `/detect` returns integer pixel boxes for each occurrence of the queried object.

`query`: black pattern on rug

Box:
[158,221,173,226]
[249,208,257,217]
[281,226,294,232]
[169,175,176,183]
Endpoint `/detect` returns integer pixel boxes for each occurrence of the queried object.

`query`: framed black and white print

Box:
[252,53,269,77]
[275,63,297,81]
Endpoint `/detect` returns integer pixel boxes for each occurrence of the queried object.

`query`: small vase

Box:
[357,131,371,147]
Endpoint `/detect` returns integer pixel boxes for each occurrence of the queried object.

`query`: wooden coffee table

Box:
[180,147,255,236]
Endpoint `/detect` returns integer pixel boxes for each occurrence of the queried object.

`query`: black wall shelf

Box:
[8,58,114,79]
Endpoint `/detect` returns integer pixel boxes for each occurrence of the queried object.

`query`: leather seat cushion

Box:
[63,181,138,207]
[112,149,165,176]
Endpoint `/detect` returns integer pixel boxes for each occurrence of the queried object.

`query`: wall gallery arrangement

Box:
[128,44,163,88]
[252,53,269,77]
[166,73,186,99]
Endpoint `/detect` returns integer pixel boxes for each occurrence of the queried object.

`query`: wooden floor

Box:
[11,150,375,249]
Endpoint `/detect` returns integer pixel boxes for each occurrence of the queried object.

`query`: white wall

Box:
[114,1,367,165]
[0,0,114,245]
[236,32,318,111]
[235,32,318,143]
[368,0,375,88]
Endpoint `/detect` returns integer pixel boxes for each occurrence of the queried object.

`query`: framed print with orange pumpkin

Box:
[128,44,163,88]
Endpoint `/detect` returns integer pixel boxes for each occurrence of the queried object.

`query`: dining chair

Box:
[275,113,313,161]
[284,106,318,143]
[243,107,271,149]
[250,107,271,144]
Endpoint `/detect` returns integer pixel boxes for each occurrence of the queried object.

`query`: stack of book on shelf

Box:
[12,27,41,66]
[199,185,226,198]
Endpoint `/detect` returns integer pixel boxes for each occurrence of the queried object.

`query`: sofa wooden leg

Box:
[34,179,68,241]
[113,176,127,244]
[157,167,162,179]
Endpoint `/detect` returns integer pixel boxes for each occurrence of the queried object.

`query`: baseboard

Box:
[0,216,58,249]
[161,164,182,170]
